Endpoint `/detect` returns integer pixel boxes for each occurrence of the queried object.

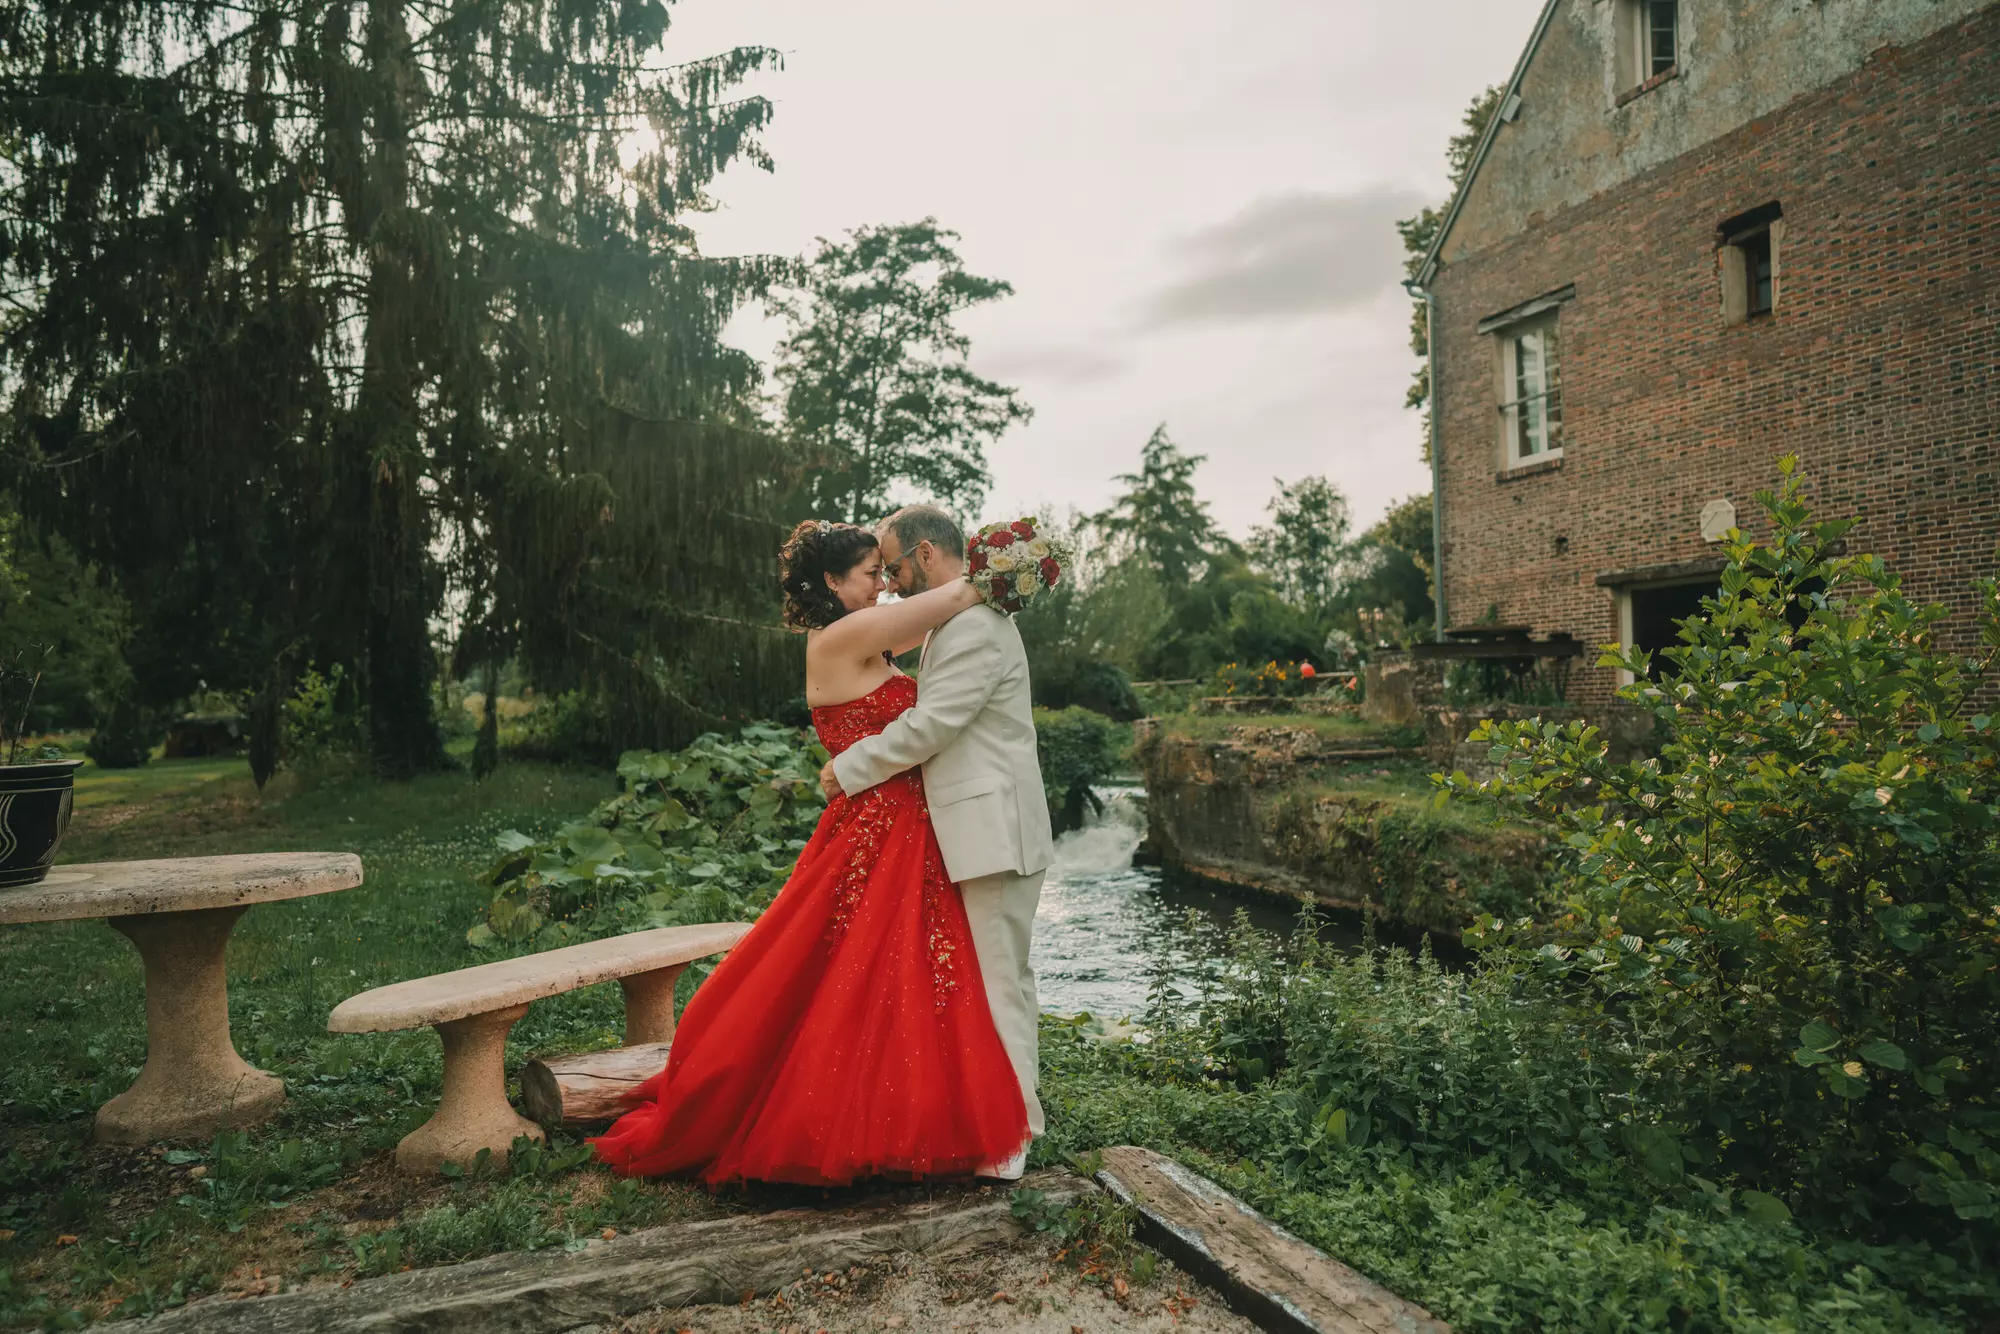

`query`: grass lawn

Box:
[0,754,747,1326]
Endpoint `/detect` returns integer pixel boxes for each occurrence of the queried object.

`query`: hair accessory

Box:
[817,520,831,535]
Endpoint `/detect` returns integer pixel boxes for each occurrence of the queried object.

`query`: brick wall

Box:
[1431,6,2000,702]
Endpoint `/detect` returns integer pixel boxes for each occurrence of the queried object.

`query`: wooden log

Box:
[519,1042,671,1129]
[138,1169,1097,1333]
[1097,1145,1449,1334]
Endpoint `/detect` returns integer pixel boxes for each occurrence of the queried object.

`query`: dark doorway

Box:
[1629,581,1718,678]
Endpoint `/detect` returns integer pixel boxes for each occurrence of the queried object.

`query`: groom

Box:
[818,503,1054,1177]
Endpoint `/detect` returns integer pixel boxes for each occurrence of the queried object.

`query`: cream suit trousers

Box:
[958,866,1046,1137]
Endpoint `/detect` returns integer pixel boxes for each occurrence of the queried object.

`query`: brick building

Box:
[1407,0,2000,701]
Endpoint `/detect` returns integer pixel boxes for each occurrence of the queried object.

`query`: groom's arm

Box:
[830,614,1005,797]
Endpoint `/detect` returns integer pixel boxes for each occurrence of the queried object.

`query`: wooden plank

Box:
[1096,1146,1447,1334]
[520,1042,671,1127]
[138,1170,1094,1333]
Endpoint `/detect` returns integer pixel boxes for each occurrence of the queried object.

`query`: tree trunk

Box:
[519,1043,672,1128]
[357,0,446,779]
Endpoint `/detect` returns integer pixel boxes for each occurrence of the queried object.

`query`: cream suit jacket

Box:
[830,603,1055,884]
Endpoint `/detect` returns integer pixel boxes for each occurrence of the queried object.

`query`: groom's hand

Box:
[818,761,844,800]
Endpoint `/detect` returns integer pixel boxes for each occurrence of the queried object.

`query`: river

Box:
[1028,785,1362,1019]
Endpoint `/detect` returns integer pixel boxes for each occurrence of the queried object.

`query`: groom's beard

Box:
[904,566,930,595]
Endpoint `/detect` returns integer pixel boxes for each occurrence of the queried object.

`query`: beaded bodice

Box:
[811,675,917,757]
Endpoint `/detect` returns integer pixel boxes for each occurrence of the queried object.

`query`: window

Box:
[1718,202,1783,325]
[1614,0,1680,92]
[1645,0,1679,78]
[1496,317,1562,467]
[1741,229,1774,316]
[1618,579,1718,682]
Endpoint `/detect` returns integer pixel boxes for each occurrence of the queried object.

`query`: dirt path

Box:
[617,1237,1258,1334]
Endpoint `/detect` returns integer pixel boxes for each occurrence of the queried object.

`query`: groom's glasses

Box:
[883,544,928,579]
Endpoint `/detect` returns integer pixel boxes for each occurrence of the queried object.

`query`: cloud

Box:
[976,343,1128,387]
[1140,187,1427,326]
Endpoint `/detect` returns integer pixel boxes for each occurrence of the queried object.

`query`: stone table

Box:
[0,852,364,1144]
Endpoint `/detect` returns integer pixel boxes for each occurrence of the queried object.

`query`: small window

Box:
[1614,0,1680,91]
[1718,202,1783,325]
[1741,230,1774,316]
[1495,316,1563,468]
[1645,0,1679,78]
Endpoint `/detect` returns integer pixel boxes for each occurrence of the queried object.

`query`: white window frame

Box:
[1493,314,1563,471]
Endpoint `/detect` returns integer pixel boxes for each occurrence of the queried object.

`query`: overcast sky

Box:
[666,0,1546,539]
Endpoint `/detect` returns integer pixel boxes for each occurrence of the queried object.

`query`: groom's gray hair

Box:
[881,504,965,565]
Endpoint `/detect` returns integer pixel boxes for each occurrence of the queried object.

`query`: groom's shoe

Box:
[976,1146,1027,1183]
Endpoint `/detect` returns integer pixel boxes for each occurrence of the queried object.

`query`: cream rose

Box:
[1015,571,1037,597]
[989,551,1018,574]
[1026,539,1050,559]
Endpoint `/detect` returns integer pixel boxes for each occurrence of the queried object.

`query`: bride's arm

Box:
[812,578,980,662]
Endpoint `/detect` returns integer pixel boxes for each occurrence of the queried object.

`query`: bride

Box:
[591,519,1030,1185]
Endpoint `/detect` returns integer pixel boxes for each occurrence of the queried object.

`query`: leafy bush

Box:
[504,688,616,768]
[283,664,362,766]
[1035,706,1120,835]
[1444,460,2000,1241]
[470,723,826,949]
[1035,914,2000,1331]
[1033,659,1143,721]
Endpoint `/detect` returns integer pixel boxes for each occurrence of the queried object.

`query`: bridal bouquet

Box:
[965,517,1073,614]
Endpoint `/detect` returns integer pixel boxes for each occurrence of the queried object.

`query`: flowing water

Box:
[1029,785,1363,1019]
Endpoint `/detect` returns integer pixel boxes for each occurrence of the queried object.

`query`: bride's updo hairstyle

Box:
[779,519,880,631]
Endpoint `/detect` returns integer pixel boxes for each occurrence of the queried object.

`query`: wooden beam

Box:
[1096,1146,1448,1334]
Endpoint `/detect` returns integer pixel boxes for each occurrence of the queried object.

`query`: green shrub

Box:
[282,664,362,767]
[1444,459,2000,1241]
[505,689,615,768]
[471,722,826,949]
[1034,706,1119,835]
[1035,913,2000,1331]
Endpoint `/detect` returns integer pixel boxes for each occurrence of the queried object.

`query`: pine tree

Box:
[772,219,1029,523]
[1089,425,1227,588]
[0,2,799,771]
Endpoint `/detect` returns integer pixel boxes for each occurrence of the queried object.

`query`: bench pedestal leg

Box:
[396,1003,544,1174]
[619,965,686,1046]
[97,906,285,1145]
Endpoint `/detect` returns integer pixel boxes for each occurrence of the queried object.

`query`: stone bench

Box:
[328,922,750,1172]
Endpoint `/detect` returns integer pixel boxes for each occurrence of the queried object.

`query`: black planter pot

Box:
[0,760,84,889]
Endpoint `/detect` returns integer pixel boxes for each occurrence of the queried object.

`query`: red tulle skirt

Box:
[590,770,1029,1186]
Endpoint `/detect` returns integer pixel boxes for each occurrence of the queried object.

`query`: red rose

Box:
[1010,520,1035,539]
[987,529,1015,548]
[989,575,1011,602]
[1039,556,1060,585]
[969,550,989,573]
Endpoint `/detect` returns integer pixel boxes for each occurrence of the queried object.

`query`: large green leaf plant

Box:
[1444,458,2000,1238]
[471,724,828,951]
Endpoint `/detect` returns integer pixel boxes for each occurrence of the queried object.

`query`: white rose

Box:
[1027,539,1050,559]
[990,551,1017,573]
[1016,571,1037,598]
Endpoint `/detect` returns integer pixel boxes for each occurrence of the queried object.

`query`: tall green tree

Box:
[1090,425,1227,589]
[1398,85,1504,461]
[0,1,795,774]
[772,219,1030,522]
[1248,474,1350,615]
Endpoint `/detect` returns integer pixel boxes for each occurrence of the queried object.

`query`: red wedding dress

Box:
[591,675,1030,1186]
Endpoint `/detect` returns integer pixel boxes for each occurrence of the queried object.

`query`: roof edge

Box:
[1411,0,1565,290]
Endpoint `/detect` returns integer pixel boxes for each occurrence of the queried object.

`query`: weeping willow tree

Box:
[0,1,802,776]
